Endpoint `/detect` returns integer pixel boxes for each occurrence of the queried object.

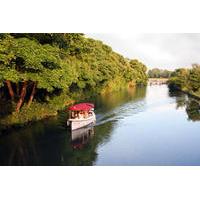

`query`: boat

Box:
[67,103,96,130]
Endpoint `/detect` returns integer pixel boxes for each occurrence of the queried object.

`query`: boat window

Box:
[83,111,89,118]
[78,111,84,119]
[71,111,77,119]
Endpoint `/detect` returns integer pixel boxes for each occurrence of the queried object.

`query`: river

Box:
[0,85,200,166]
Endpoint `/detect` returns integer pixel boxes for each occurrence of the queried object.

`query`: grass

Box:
[0,94,74,132]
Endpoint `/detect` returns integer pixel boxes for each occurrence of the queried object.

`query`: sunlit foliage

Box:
[168,65,200,98]
[0,33,147,126]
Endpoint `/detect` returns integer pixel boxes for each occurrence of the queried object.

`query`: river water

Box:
[0,85,200,166]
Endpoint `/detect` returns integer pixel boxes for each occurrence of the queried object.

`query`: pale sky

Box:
[86,33,200,70]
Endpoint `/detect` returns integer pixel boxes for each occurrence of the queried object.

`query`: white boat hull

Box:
[67,112,96,130]
[71,126,94,141]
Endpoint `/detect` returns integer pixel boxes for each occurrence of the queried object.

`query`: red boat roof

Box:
[68,103,94,111]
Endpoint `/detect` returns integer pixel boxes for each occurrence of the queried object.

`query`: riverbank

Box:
[168,84,200,101]
[168,86,200,100]
[183,90,200,101]
[167,66,200,101]
[100,78,136,94]
[0,81,142,133]
[0,98,74,133]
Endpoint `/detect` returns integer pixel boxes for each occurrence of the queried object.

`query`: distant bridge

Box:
[148,78,168,85]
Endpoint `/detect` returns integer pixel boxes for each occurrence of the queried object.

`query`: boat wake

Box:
[95,100,146,126]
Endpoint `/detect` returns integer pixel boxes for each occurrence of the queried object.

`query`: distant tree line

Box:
[148,68,172,78]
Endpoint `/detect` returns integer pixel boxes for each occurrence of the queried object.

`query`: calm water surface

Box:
[0,85,200,166]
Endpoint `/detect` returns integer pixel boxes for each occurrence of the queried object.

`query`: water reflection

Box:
[186,100,200,121]
[168,89,188,109]
[169,89,200,121]
[1,85,199,166]
[0,86,146,166]
[71,126,95,149]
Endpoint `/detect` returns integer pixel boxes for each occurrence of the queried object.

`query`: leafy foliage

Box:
[0,33,148,127]
[168,65,200,98]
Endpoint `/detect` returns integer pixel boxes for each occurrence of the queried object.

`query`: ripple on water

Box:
[96,99,146,126]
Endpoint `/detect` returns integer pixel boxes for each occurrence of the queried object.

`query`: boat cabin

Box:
[67,103,96,130]
[68,103,94,119]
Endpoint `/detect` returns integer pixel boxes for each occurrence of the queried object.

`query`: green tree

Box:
[188,65,200,92]
[0,35,76,112]
[168,65,200,98]
[0,33,148,127]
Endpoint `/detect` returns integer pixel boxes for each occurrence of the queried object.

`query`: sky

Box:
[86,33,200,70]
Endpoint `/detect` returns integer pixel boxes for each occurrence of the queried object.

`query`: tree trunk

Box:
[16,83,20,97]
[27,82,36,108]
[16,81,27,112]
[6,80,14,100]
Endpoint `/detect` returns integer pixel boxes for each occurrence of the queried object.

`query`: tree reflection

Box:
[186,100,200,121]
[71,126,95,150]
[0,106,116,165]
[168,89,188,109]
[171,89,200,121]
